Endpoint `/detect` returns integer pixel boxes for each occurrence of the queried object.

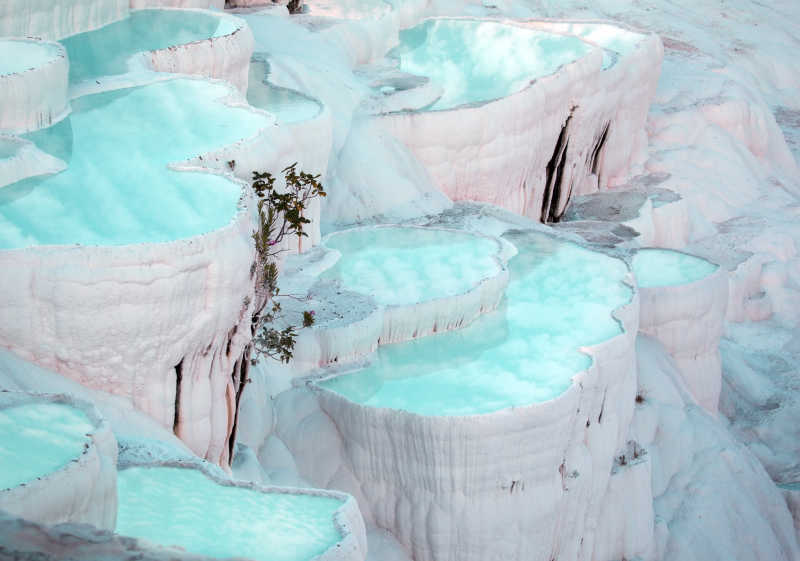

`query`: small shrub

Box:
[250,164,325,364]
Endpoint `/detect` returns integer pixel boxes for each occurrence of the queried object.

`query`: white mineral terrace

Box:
[317,229,631,413]
[0,392,117,530]
[375,17,662,221]
[633,248,728,413]
[116,463,366,561]
[309,230,639,560]
[1,1,798,561]
[0,77,275,463]
[61,8,253,95]
[288,225,509,371]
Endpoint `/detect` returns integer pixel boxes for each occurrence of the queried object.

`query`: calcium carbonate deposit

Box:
[1,1,799,561]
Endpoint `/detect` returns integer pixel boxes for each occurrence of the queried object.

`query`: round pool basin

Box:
[0,78,271,249]
[0,402,93,490]
[391,18,593,111]
[0,39,64,77]
[0,392,117,530]
[320,232,632,416]
[117,465,348,561]
[321,226,505,307]
[632,247,718,287]
[60,9,240,87]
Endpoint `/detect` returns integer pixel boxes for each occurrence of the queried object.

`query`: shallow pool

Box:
[321,226,503,306]
[0,40,61,77]
[392,19,592,110]
[61,9,238,86]
[0,402,93,490]
[0,78,270,249]
[633,248,718,288]
[117,466,345,561]
[531,22,644,69]
[321,232,632,415]
[247,59,322,124]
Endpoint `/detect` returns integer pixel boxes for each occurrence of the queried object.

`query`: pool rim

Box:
[116,459,366,561]
[0,390,110,492]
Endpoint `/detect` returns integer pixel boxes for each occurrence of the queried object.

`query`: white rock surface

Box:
[0,348,195,458]
[0,0,128,40]
[632,335,799,561]
[0,210,256,465]
[0,80,275,465]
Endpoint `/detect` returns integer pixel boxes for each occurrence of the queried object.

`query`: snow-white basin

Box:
[632,247,718,287]
[391,18,593,111]
[319,232,632,415]
[321,226,505,306]
[0,78,271,249]
[116,464,363,561]
[61,9,240,88]
[0,402,93,490]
